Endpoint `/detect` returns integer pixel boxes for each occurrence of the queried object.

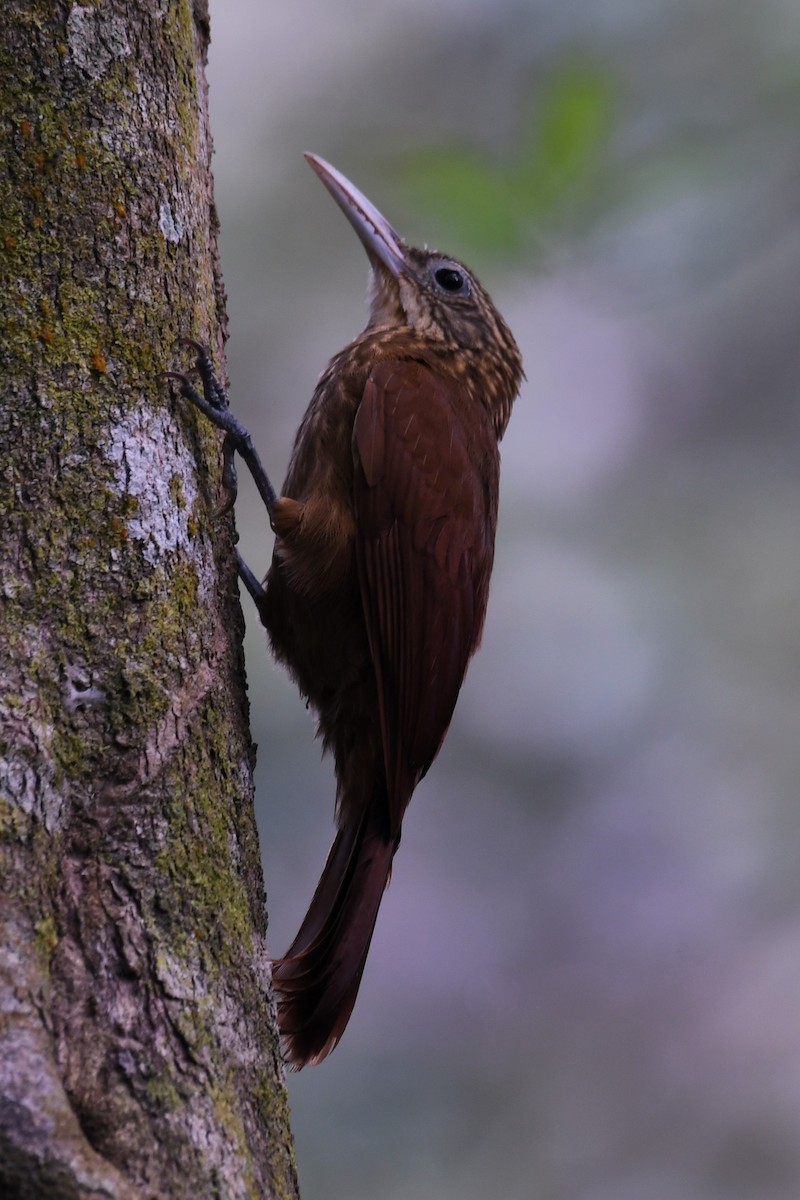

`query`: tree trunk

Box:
[0,3,299,1197]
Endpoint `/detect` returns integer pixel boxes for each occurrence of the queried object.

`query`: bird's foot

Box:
[164,339,277,518]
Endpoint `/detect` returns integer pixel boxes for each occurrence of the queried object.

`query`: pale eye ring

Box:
[433,264,470,296]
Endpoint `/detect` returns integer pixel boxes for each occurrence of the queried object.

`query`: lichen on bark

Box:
[0,4,298,1197]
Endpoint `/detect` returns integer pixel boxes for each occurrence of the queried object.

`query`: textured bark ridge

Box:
[0,3,299,1197]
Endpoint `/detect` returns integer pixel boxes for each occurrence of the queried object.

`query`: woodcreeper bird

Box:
[167,154,523,1067]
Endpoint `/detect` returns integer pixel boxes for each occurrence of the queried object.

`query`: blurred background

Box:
[206,2,800,1197]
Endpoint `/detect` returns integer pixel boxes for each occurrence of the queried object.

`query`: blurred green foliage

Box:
[399,65,615,257]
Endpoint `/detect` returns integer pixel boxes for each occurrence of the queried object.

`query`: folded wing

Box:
[353,359,497,834]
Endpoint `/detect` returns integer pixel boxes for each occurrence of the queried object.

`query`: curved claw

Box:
[178,336,208,354]
[216,436,239,515]
[215,490,238,519]
[162,369,193,389]
[177,337,211,367]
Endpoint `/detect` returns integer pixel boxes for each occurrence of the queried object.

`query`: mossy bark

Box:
[0,3,299,1197]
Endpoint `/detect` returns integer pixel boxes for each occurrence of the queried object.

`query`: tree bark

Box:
[0,3,299,1197]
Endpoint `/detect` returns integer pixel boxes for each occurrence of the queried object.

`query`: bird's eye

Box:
[433,265,469,295]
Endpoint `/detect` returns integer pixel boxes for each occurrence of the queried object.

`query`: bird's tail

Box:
[272,801,396,1067]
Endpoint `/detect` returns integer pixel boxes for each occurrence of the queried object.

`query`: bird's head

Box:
[306,153,523,435]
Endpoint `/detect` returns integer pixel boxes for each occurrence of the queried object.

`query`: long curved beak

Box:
[305,153,407,278]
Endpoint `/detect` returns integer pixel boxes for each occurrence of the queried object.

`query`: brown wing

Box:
[353,359,498,835]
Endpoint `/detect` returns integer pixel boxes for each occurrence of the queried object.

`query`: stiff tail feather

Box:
[272,802,395,1067]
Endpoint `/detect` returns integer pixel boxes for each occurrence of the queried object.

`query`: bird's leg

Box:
[165,339,274,615]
